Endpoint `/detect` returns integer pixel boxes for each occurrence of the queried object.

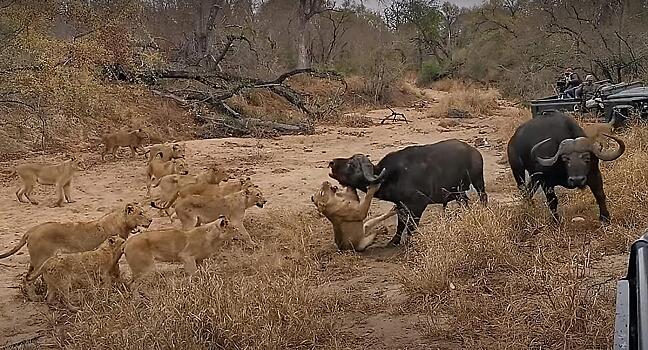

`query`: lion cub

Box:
[15,158,78,206]
[28,236,125,309]
[174,185,267,245]
[311,181,396,251]
[101,128,148,160]
[146,155,189,196]
[124,216,237,286]
[146,142,186,163]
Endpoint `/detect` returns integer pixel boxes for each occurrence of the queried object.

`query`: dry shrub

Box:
[496,107,530,141]
[401,205,521,295]
[403,202,617,349]
[430,85,501,118]
[431,79,474,92]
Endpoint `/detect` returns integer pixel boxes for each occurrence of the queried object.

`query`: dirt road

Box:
[0,89,515,347]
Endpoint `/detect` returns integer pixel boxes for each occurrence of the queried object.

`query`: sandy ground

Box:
[0,89,622,348]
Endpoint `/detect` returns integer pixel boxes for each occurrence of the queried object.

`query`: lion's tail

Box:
[150,190,179,210]
[0,232,28,259]
[26,251,60,282]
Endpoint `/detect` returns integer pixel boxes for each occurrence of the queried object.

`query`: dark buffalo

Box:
[328,139,487,245]
[507,111,625,222]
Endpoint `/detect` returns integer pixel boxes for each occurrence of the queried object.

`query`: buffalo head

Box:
[531,133,625,187]
[328,154,386,188]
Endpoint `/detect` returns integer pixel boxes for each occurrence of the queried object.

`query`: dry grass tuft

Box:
[429,85,501,118]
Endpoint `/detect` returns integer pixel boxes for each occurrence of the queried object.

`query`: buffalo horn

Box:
[357,155,385,183]
[532,138,573,167]
[591,133,625,161]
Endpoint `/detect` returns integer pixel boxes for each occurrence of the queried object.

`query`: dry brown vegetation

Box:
[428,86,501,119]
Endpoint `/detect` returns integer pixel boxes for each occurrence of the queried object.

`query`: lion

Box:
[0,202,151,299]
[27,236,125,310]
[311,181,396,252]
[150,166,230,219]
[146,155,189,196]
[124,216,237,288]
[101,128,148,160]
[15,157,79,206]
[145,142,186,163]
[174,185,267,246]
[150,177,254,218]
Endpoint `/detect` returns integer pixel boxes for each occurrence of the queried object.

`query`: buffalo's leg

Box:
[472,178,488,205]
[390,202,426,246]
[541,184,559,222]
[587,171,610,223]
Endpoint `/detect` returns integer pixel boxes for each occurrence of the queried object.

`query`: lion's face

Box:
[245,186,267,208]
[123,203,153,237]
[205,166,229,184]
[134,129,148,141]
[206,215,238,236]
[174,158,189,175]
[171,143,186,159]
[311,181,337,211]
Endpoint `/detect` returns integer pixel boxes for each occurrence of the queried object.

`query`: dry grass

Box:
[429,86,501,118]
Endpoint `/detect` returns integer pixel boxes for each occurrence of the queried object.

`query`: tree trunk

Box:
[296,8,309,69]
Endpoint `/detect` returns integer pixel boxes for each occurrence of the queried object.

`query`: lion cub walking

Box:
[174,185,267,245]
[311,181,396,251]
[15,158,78,206]
[101,128,148,160]
[124,217,237,287]
[28,236,125,309]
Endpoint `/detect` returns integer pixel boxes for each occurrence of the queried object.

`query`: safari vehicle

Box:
[614,231,648,350]
[530,79,648,125]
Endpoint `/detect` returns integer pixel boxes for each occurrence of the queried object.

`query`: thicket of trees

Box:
[0,0,647,152]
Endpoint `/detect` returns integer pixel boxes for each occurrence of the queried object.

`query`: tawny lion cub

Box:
[311,181,396,252]
[174,185,267,245]
[15,157,78,206]
[0,203,151,292]
[28,236,125,309]
[146,155,189,196]
[124,216,237,285]
[101,128,148,160]
[146,142,186,163]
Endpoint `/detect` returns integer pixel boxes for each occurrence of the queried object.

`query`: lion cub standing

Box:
[124,217,237,286]
[174,185,267,245]
[311,181,396,251]
[28,236,125,309]
[15,157,78,206]
[101,128,148,160]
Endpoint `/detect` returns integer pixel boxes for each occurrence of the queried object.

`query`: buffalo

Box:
[328,139,487,245]
[507,111,625,222]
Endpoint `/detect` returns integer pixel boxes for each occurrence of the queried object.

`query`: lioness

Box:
[174,186,267,245]
[146,142,186,163]
[311,181,396,251]
[151,166,230,219]
[101,128,148,160]
[28,236,125,309]
[15,158,78,206]
[150,177,253,217]
[0,202,151,298]
[124,216,237,287]
[146,155,189,196]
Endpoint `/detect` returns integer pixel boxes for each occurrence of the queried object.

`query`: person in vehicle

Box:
[576,74,600,100]
[562,68,582,98]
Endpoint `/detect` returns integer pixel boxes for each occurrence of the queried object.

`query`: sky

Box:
[362,0,485,10]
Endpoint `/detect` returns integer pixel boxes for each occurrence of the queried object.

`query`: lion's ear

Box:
[125,204,135,214]
[218,216,229,228]
[108,237,115,244]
